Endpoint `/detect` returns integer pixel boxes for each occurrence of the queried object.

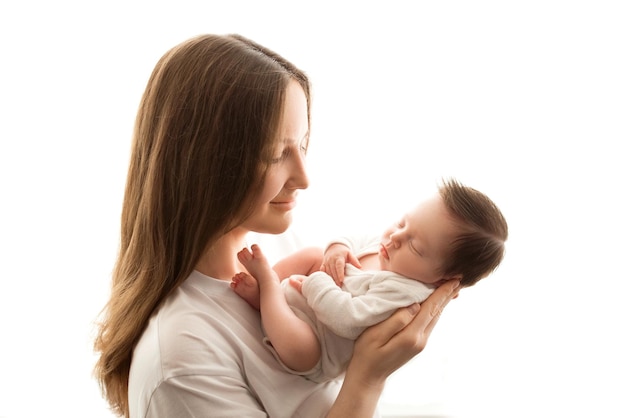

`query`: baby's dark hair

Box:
[438,178,508,287]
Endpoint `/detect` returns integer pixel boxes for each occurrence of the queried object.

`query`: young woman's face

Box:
[378,195,460,284]
[242,79,310,234]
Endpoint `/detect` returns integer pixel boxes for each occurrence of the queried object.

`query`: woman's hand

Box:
[325,280,460,418]
[351,279,460,385]
[320,243,361,286]
[327,280,460,418]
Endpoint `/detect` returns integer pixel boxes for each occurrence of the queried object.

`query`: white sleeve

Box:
[301,272,427,340]
[324,234,377,254]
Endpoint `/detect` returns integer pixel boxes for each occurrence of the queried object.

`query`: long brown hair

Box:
[93,34,310,417]
[439,178,509,287]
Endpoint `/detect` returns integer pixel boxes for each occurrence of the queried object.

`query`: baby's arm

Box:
[272,246,324,279]
[302,273,431,340]
[237,245,321,372]
[321,243,361,286]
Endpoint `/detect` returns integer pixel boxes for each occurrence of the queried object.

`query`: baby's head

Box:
[437,178,508,287]
[379,178,507,287]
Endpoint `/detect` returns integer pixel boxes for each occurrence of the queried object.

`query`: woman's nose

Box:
[287,151,309,190]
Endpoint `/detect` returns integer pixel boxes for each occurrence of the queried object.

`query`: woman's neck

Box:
[195,228,248,281]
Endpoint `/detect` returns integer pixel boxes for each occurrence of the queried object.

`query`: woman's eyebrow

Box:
[284,130,310,143]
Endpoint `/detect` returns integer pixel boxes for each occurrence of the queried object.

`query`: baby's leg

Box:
[231,245,317,310]
[272,246,324,280]
[230,272,261,310]
[237,244,321,372]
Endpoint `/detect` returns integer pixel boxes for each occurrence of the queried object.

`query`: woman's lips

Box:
[270,200,296,211]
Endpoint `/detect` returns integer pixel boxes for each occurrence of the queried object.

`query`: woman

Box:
[93,33,460,418]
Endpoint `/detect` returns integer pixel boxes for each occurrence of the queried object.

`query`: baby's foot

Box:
[230,272,261,310]
[237,244,278,284]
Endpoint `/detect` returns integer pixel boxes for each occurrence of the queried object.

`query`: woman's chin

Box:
[255,219,292,235]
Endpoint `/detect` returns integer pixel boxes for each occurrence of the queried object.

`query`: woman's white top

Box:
[128,270,343,418]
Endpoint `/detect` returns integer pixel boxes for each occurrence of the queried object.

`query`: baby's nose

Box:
[389,234,401,248]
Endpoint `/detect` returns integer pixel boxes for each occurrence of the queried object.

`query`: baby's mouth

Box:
[379,243,390,260]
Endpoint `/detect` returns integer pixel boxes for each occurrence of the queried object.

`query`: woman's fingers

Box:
[422,279,460,331]
[358,303,418,347]
[405,279,461,344]
[368,279,459,347]
[353,279,461,381]
[351,303,422,382]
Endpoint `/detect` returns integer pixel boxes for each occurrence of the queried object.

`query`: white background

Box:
[1,1,625,417]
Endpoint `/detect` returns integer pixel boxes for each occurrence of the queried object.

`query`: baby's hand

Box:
[288,276,306,294]
[321,243,361,286]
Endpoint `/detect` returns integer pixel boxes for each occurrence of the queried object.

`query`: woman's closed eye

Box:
[270,142,308,164]
[270,148,292,164]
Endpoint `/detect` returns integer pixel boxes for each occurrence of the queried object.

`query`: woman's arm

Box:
[325,279,460,418]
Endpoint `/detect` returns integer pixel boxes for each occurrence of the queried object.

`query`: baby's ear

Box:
[449,273,463,282]
[434,274,462,288]
[439,274,462,283]
[444,275,462,299]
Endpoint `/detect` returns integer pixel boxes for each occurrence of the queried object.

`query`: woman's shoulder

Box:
[139,271,265,373]
[130,270,342,418]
